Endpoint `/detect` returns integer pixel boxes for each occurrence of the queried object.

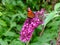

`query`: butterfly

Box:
[27,8,35,18]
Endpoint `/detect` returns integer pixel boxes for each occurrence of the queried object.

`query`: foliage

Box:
[0,0,60,45]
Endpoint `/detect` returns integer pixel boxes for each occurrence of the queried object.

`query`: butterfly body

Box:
[27,8,35,18]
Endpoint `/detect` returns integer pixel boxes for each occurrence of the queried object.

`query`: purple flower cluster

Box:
[20,8,45,42]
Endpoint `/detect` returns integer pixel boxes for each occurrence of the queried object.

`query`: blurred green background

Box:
[0,0,60,45]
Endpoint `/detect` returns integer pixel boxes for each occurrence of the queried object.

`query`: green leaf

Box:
[4,31,16,37]
[9,39,24,45]
[16,25,22,31]
[0,12,2,16]
[10,22,16,28]
[42,43,50,45]
[17,0,24,8]
[30,42,41,45]
[0,19,7,26]
[2,0,6,5]
[54,3,60,11]
[44,11,59,27]
[30,42,50,45]
[0,39,8,45]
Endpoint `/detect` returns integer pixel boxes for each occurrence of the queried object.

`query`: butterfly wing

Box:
[27,8,35,18]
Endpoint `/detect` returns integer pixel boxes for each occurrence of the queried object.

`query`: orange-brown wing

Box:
[28,10,35,18]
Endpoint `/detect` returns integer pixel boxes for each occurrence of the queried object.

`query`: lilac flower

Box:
[20,8,45,42]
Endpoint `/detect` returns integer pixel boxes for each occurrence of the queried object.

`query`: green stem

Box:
[40,25,45,36]
[26,41,29,45]
[5,27,12,34]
